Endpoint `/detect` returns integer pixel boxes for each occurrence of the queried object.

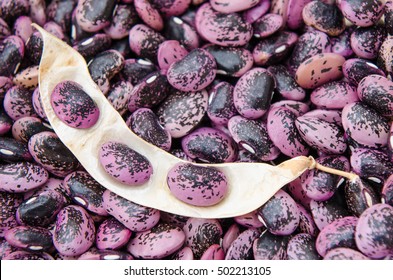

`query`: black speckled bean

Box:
[75,0,116,32]
[287,233,321,260]
[120,58,157,86]
[350,148,393,186]
[102,190,160,232]
[0,0,29,24]
[355,203,393,259]
[129,24,165,63]
[3,251,54,260]
[345,177,380,217]
[343,58,385,86]
[382,175,393,207]
[127,108,172,151]
[228,116,280,161]
[128,71,170,112]
[25,31,43,65]
[73,33,112,61]
[310,81,359,109]
[64,171,107,216]
[225,228,260,260]
[268,65,305,101]
[253,230,290,260]
[53,205,95,257]
[78,248,134,260]
[207,82,237,125]
[3,86,37,121]
[0,192,23,237]
[183,218,223,259]
[105,4,139,39]
[28,131,80,178]
[181,127,237,163]
[16,189,66,227]
[204,45,253,78]
[0,137,32,162]
[350,25,386,60]
[164,16,199,50]
[47,0,76,33]
[12,117,52,143]
[257,189,299,235]
[4,225,52,251]
[96,217,132,250]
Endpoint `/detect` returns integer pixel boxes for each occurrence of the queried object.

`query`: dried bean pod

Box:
[53,205,95,257]
[102,190,160,232]
[287,233,320,260]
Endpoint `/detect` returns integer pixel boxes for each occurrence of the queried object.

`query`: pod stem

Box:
[311,160,359,181]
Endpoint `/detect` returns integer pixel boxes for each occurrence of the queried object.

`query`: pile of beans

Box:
[1,0,393,260]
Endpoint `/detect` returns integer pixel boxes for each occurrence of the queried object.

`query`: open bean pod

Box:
[34,25,353,219]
